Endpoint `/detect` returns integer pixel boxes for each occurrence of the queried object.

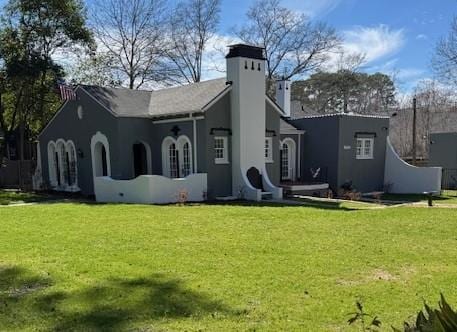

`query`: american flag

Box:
[59,83,77,101]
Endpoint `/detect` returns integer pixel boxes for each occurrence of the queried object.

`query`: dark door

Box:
[133,143,148,177]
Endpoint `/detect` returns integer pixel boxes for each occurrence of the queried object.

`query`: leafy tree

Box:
[0,0,93,164]
[292,71,396,114]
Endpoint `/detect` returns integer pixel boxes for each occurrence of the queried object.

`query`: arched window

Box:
[56,140,68,186]
[168,142,178,178]
[66,141,78,187]
[280,138,296,181]
[162,135,193,178]
[91,132,111,178]
[47,141,58,187]
[177,136,192,177]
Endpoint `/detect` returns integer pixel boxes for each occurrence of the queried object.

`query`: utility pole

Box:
[412,97,417,165]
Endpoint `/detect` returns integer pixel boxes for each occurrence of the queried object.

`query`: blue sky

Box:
[0,0,455,92]
[217,0,456,92]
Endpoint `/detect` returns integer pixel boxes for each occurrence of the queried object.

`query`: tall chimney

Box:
[276,78,291,117]
[226,44,266,200]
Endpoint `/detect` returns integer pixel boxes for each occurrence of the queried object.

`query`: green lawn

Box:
[1,202,457,331]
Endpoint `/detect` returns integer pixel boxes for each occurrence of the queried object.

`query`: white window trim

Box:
[177,135,193,177]
[265,137,273,163]
[162,135,194,178]
[47,139,80,192]
[90,131,112,178]
[214,136,229,164]
[356,137,374,160]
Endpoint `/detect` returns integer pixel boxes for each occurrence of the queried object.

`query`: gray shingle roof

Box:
[82,78,229,118]
[82,85,152,117]
[149,78,229,117]
[280,119,303,133]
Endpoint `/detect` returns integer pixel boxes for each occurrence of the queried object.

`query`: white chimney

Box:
[226,44,266,200]
[276,78,291,117]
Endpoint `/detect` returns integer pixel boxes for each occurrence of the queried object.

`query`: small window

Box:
[214,136,228,164]
[356,138,374,159]
[265,137,273,163]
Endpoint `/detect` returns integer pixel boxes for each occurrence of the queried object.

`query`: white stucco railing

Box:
[94,173,208,204]
[384,137,442,194]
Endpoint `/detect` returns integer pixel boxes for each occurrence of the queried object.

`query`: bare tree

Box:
[433,16,457,86]
[336,52,366,72]
[70,53,123,87]
[91,0,168,89]
[235,0,340,80]
[389,80,457,159]
[166,0,221,83]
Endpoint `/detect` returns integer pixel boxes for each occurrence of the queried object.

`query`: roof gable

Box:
[82,85,152,118]
[148,78,229,117]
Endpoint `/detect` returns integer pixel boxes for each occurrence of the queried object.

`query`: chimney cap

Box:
[226,44,266,60]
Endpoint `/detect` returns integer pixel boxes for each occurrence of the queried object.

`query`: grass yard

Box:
[1,202,457,331]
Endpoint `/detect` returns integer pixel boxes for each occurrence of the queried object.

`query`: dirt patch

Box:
[336,267,416,286]
[369,269,398,281]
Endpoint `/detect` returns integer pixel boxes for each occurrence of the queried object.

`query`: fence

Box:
[0,160,34,189]
[442,169,457,190]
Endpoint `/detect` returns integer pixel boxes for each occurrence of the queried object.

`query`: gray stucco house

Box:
[36,45,287,203]
[287,113,390,193]
[34,44,442,203]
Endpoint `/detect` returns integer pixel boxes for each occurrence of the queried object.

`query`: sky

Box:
[0,0,455,92]
[215,0,457,92]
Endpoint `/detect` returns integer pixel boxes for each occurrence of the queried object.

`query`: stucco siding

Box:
[117,118,155,179]
[39,87,120,195]
[337,116,389,192]
[150,120,195,175]
[429,133,457,169]
[203,93,232,198]
[265,102,281,186]
[291,117,340,190]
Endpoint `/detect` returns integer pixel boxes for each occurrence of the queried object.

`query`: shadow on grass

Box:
[207,199,360,211]
[381,193,454,203]
[0,265,237,331]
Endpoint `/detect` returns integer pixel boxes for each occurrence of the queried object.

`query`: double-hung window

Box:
[356,138,374,160]
[265,137,273,163]
[214,136,228,164]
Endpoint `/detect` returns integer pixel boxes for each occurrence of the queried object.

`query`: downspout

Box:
[192,114,198,173]
[298,133,301,180]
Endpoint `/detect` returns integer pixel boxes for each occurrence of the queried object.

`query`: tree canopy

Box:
[292,70,396,114]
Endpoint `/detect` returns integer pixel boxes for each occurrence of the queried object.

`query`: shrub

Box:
[393,294,457,332]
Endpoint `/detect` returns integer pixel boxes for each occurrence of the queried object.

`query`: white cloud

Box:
[201,34,240,80]
[416,34,428,40]
[282,0,343,17]
[342,25,405,64]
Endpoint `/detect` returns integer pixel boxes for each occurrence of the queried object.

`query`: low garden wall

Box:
[94,173,208,204]
[384,138,442,194]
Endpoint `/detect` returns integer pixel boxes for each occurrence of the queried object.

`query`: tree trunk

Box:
[18,122,25,190]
